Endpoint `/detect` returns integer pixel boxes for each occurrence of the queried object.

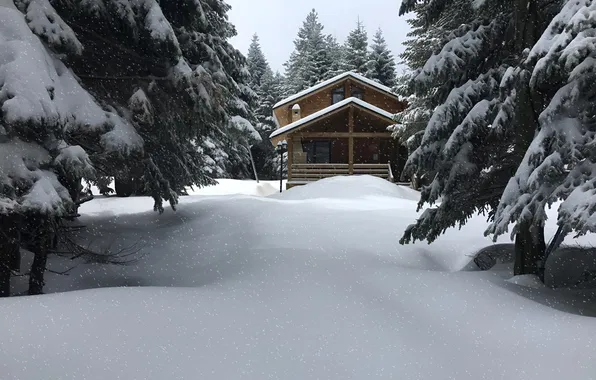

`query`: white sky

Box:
[225,0,411,73]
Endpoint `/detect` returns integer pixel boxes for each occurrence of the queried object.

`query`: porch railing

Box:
[290,163,392,183]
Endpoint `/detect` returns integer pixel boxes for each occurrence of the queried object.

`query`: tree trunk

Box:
[514,221,546,278]
[115,177,135,197]
[28,217,52,296]
[0,214,20,297]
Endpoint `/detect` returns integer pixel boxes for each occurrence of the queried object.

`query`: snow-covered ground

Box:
[2,176,596,380]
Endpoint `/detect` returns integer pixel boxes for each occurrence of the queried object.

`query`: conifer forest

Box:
[1,1,596,378]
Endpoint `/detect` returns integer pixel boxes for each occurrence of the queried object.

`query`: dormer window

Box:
[351,87,364,100]
[332,87,345,104]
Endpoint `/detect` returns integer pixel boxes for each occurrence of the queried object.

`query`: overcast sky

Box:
[225,0,411,73]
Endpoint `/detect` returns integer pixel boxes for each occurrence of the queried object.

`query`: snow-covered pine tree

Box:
[246,34,285,179]
[366,28,397,87]
[486,0,596,275]
[1,0,260,295]
[324,35,345,79]
[247,34,269,90]
[219,48,261,179]
[0,0,143,295]
[282,51,302,96]
[390,73,433,188]
[264,72,287,179]
[397,0,561,276]
[250,68,275,179]
[43,0,259,206]
[390,4,452,188]
[392,0,461,157]
[283,9,331,93]
[343,20,369,74]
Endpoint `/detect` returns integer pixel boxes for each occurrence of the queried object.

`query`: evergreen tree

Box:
[343,20,369,74]
[397,0,561,276]
[392,1,473,186]
[245,31,287,179]
[0,0,258,295]
[264,72,287,178]
[366,29,397,87]
[325,34,345,79]
[391,72,433,188]
[486,0,596,268]
[283,9,331,93]
[247,34,269,89]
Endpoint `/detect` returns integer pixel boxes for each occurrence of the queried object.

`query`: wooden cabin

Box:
[270,71,407,189]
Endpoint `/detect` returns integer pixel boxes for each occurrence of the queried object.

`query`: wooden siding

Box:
[353,108,393,133]
[273,106,291,128]
[299,107,349,134]
[272,75,404,129]
[274,84,342,128]
[365,90,404,114]
[271,106,393,146]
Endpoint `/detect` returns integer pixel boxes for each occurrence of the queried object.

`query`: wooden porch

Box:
[272,99,408,189]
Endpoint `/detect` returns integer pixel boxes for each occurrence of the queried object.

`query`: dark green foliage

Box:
[283,9,333,94]
[397,0,559,247]
[366,29,397,87]
[343,20,369,74]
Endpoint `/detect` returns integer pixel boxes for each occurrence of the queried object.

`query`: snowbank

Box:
[3,176,596,380]
[188,179,280,197]
[276,174,419,201]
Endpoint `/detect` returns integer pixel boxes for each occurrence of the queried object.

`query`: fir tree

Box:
[284,9,331,93]
[366,29,397,87]
[325,34,345,79]
[245,30,288,179]
[265,72,287,177]
[486,0,596,271]
[392,1,472,186]
[343,20,369,74]
[247,34,269,90]
[397,0,561,277]
[0,0,259,295]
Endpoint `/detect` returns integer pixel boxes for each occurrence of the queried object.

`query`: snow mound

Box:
[278,175,419,201]
[187,179,279,197]
[4,176,596,380]
[507,274,546,289]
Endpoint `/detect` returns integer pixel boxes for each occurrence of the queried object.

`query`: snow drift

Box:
[2,176,596,380]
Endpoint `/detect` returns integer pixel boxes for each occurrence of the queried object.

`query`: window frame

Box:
[351,87,364,100]
[332,87,345,104]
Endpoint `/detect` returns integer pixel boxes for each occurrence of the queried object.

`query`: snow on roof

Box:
[270,97,395,139]
[273,71,396,109]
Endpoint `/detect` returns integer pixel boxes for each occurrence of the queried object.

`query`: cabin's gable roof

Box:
[273,72,397,110]
[270,97,396,139]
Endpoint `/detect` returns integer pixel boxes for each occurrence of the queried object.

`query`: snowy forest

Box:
[247,10,399,180]
[0,0,262,296]
[2,0,596,377]
[0,3,399,296]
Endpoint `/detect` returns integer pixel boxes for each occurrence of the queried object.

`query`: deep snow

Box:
[2,176,596,380]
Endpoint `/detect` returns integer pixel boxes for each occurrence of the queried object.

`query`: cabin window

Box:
[332,87,345,104]
[351,87,364,100]
[303,141,331,163]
